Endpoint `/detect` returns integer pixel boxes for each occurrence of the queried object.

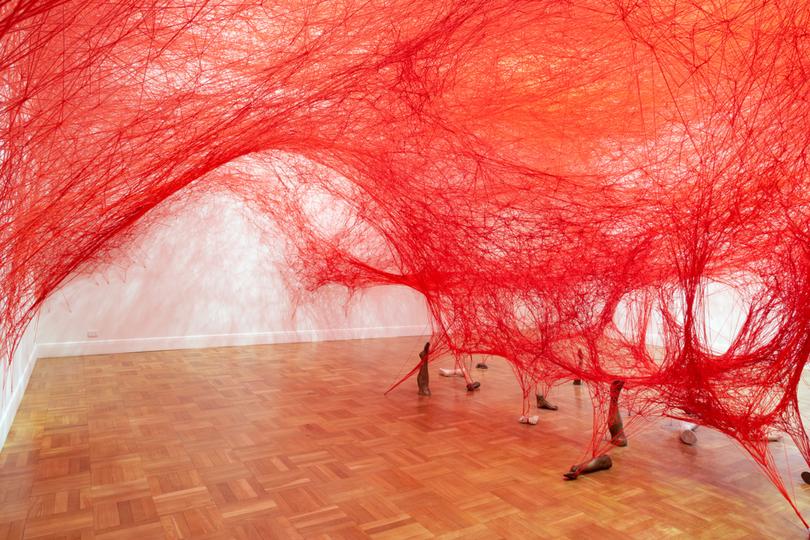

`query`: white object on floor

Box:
[677,421,699,445]
[679,428,698,445]
[518,415,539,425]
[439,367,464,377]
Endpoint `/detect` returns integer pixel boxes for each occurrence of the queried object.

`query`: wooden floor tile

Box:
[1,336,809,538]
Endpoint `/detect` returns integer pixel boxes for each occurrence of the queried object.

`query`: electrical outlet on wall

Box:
[87,330,99,338]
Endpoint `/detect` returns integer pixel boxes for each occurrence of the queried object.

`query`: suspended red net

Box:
[2,0,810,527]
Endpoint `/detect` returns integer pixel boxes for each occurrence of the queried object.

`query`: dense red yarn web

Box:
[2,0,810,526]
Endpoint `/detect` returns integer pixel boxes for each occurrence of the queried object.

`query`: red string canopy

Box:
[2,0,810,526]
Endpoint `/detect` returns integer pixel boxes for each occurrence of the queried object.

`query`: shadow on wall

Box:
[35,192,430,348]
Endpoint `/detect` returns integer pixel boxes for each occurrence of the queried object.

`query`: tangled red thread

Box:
[2,0,810,526]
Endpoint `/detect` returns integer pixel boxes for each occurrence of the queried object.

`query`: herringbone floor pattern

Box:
[1,336,809,538]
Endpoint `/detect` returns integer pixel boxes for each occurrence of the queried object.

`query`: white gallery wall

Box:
[34,192,431,356]
[613,280,749,356]
[0,323,38,450]
[0,192,431,449]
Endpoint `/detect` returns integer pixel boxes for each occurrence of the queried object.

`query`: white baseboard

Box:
[0,344,39,451]
[35,324,429,358]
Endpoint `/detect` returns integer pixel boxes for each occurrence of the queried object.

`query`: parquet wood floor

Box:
[2,336,810,539]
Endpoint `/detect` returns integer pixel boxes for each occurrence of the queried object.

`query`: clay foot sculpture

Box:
[466,381,481,391]
[417,342,431,396]
[476,362,489,370]
[563,455,613,480]
[536,394,558,411]
[608,380,628,447]
[610,427,628,447]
